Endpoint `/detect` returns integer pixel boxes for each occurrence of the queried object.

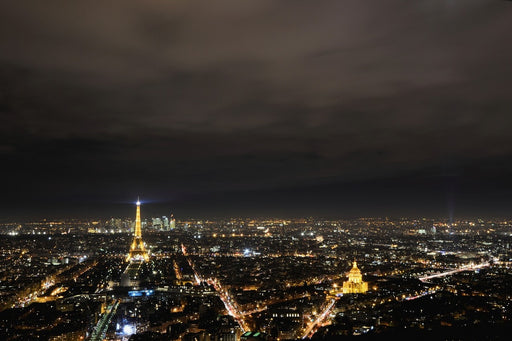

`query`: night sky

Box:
[2,1,512,220]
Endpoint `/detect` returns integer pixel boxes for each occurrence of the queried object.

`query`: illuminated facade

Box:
[342,260,368,294]
[170,214,176,229]
[126,199,149,262]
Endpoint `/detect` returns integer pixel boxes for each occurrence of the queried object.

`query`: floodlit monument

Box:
[342,260,368,294]
[126,199,149,262]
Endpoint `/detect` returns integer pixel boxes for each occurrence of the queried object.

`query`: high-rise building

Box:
[126,199,149,262]
[170,214,176,229]
[152,217,162,230]
[342,260,368,294]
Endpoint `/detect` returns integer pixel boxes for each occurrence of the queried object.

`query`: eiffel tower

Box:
[126,198,149,262]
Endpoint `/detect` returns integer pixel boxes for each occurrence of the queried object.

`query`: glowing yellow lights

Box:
[127,199,149,262]
[342,260,368,294]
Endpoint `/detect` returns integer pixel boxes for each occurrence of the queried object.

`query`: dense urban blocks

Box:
[0,217,511,340]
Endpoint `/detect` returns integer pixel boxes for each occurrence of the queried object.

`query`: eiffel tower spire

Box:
[127,198,149,262]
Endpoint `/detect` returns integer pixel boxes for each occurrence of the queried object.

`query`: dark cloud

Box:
[1,1,512,219]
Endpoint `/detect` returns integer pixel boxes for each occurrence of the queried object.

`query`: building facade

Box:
[342,260,368,294]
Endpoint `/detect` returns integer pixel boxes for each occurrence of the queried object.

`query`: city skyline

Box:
[1,214,511,340]
[2,2,512,340]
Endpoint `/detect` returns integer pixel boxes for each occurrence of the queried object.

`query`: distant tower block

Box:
[126,199,149,262]
[170,214,176,229]
[342,260,368,294]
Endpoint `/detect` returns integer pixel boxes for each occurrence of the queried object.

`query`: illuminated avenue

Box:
[1,204,512,340]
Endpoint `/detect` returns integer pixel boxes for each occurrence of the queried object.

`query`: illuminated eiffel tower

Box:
[126,198,149,262]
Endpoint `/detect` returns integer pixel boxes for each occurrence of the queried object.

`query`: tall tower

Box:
[127,199,149,262]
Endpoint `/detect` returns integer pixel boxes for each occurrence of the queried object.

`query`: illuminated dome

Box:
[342,260,368,294]
[347,261,363,283]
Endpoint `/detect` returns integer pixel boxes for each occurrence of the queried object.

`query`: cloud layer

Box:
[1,1,512,217]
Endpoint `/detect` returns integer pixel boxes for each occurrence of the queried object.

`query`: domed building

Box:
[342,260,368,294]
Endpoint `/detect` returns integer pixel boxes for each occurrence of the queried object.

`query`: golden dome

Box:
[348,260,361,274]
